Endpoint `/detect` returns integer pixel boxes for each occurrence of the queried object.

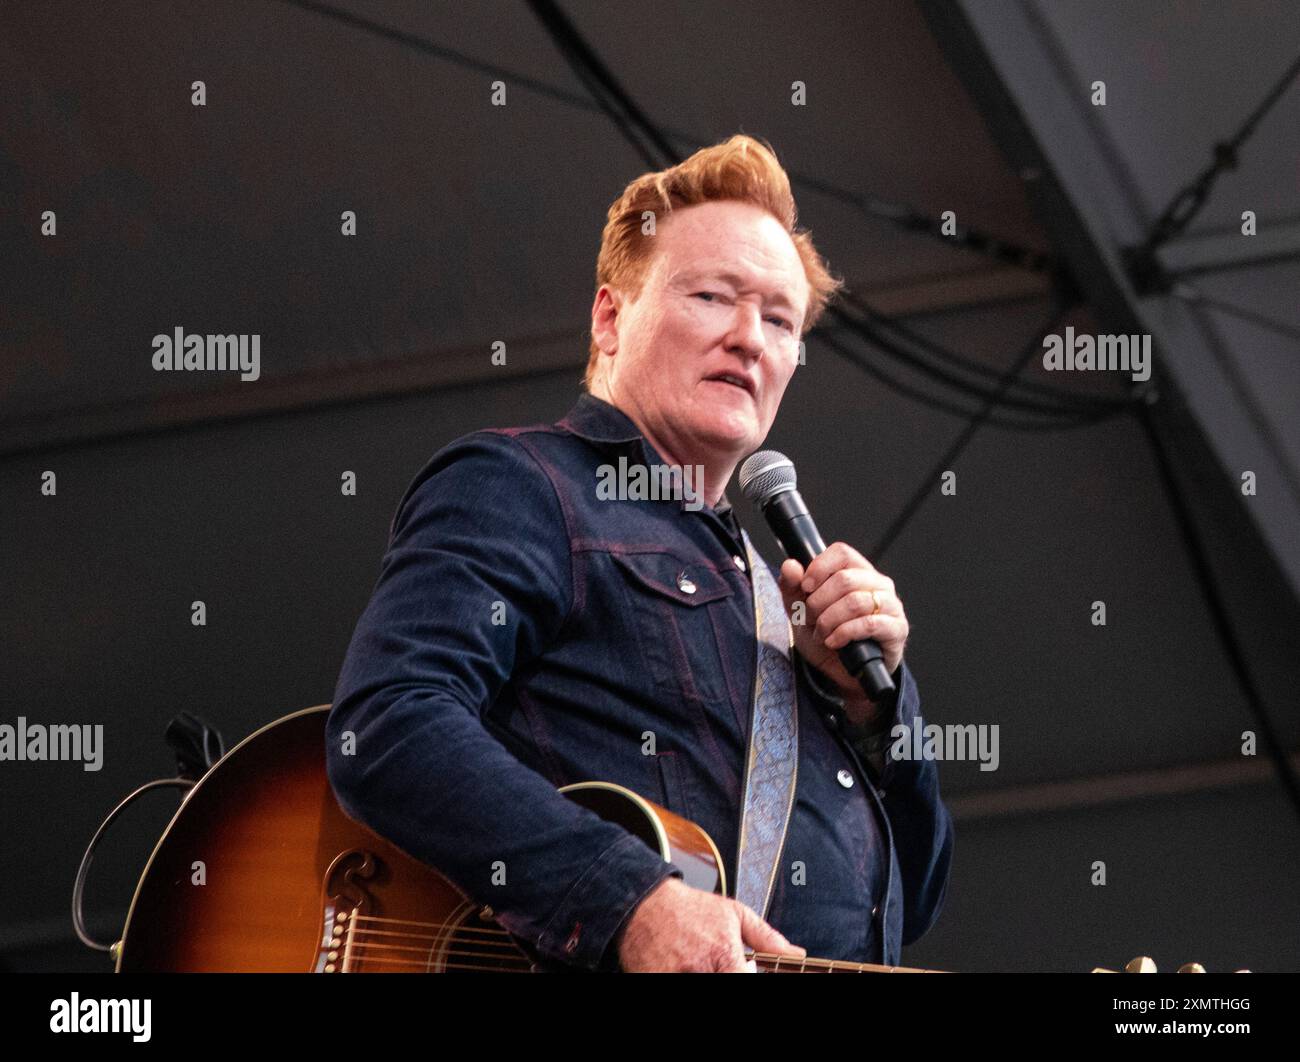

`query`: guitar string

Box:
[343,939,528,960]
[343,935,904,967]
[339,931,910,973]
[347,913,916,969]
[337,938,910,973]
[349,924,526,943]
[340,951,533,967]
[337,940,830,973]
[342,952,527,971]
[348,915,514,936]
[335,946,882,973]
[337,934,918,972]
[340,914,927,972]
[325,926,531,971]
[340,929,845,971]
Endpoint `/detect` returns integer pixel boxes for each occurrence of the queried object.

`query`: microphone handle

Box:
[763,491,897,700]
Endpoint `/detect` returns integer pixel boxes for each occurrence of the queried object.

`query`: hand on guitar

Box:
[615,876,806,972]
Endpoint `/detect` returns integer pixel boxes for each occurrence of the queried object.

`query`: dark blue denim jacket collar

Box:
[558,392,737,519]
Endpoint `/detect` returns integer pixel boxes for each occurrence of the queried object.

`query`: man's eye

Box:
[767,316,793,331]
[694,292,718,302]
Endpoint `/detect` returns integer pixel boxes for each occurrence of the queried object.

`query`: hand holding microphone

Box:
[740,451,908,711]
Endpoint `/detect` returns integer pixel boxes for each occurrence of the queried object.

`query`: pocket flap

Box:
[612,551,734,607]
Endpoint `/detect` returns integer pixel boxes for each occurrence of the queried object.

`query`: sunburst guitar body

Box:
[119,706,928,972]
[117,706,1192,973]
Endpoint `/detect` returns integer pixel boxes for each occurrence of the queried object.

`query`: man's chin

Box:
[691,415,761,456]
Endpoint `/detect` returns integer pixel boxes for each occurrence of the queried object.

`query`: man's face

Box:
[593,200,810,466]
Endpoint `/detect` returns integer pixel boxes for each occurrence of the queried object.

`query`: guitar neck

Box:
[750,950,945,973]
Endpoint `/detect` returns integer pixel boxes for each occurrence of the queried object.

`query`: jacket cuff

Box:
[798,653,901,724]
[835,661,910,778]
[536,830,683,971]
[873,661,923,790]
[799,648,901,720]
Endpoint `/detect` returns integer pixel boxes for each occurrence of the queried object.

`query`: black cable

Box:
[278,0,597,111]
[870,297,1079,561]
[1152,51,1300,250]
[833,291,1132,417]
[1172,286,1300,348]
[525,0,678,168]
[1171,286,1300,511]
[549,51,663,170]
[280,0,1050,274]
[1130,52,1300,291]
[73,778,195,952]
[1134,397,1300,824]
[814,325,1128,433]
[774,168,1053,275]
[525,0,1053,274]
[837,288,1128,407]
[824,309,1137,424]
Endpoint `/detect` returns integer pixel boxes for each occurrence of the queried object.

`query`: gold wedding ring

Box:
[869,589,882,616]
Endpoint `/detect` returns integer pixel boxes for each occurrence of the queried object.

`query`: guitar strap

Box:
[733,528,799,922]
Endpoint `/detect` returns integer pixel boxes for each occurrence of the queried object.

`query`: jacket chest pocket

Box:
[612,551,737,705]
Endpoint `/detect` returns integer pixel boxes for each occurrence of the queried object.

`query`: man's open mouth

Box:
[705,372,755,397]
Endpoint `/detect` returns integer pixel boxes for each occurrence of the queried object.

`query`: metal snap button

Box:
[676,572,696,594]
[836,769,854,788]
[733,555,746,571]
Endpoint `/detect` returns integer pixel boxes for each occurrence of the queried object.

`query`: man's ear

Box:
[590,284,623,356]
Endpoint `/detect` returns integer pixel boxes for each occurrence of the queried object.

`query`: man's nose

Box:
[724,303,765,361]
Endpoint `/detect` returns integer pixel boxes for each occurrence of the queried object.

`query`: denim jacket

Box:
[327,393,953,971]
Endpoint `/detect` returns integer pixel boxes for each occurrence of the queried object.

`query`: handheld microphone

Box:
[739,450,896,701]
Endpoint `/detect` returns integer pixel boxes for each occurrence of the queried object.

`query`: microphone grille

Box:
[739,450,796,504]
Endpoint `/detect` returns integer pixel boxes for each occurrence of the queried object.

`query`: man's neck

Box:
[591,386,737,509]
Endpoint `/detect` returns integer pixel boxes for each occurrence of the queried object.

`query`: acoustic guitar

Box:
[111,705,1210,974]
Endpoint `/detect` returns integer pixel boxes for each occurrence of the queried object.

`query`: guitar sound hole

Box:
[444,912,531,973]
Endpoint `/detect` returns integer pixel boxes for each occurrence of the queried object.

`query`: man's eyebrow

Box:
[678,269,800,312]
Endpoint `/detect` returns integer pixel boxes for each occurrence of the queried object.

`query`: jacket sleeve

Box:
[799,654,954,946]
[326,431,681,971]
[867,662,954,945]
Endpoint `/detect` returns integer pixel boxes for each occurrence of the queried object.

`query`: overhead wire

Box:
[281,0,1053,274]
[870,296,1077,560]
[1172,285,1300,348]
[1128,51,1300,290]
[832,288,1134,418]
[520,0,1127,430]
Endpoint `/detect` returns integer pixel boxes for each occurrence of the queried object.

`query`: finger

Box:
[813,588,902,641]
[778,558,806,607]
[800,541,875,595]
[779,557,831,628]
[805,567,896,616]
[800,545,873,597]
[779,560,820,632]
[736,901,807,957]
[824,613,908,651]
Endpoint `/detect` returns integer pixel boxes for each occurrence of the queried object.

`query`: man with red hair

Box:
[329,136,953,972]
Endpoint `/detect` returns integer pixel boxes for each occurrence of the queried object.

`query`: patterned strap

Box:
[733,529,799,921]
